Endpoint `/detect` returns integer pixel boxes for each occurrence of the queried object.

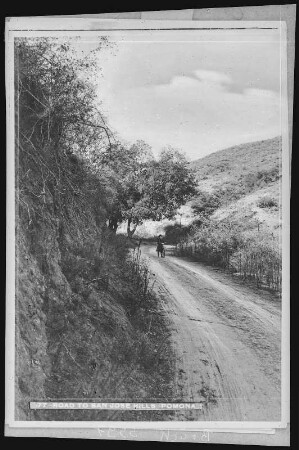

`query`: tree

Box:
[129,140,154,164]
[98,141,148,234]
[102,145,197,237]
[15,37,114,161]
[15,37,119,232]
[16,39,197,239]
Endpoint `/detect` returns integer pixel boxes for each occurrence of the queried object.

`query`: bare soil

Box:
[142,244,281,421]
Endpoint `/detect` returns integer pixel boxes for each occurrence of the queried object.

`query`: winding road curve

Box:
[141,244,281,421]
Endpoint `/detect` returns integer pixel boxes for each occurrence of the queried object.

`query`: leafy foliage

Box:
[257,195,279,209]
[16,37,113,158]
[191,191,221,217]
[101,144,197,236]
[142,148,197,221]
[16,38,196,238]
[16,37,118,238]
[16,38,176,420]
[164,223,192,245]
[175,218,281,292]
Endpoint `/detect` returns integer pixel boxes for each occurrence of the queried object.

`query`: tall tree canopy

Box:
[16,38,197,238]
[101,144,197,237]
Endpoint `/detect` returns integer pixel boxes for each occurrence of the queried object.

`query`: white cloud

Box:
[244,88,280,99]
[167,75,200,89]
[98,43,281,160]
[194,69,232,86]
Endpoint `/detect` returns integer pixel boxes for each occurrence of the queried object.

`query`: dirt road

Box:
[141,244,281,421]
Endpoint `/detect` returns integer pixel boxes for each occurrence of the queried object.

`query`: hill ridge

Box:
[191,136,281,168]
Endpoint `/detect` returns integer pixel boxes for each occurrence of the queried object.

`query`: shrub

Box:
[164,223,191,244]
[257,196,278,208]
[174,217,281,292]
[191,191,221,217]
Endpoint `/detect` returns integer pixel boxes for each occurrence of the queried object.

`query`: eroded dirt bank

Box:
[141,244,281,421]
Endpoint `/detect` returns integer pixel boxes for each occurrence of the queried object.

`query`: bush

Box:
[191,191,221,217]
[174,218,281,292]
[164,223,191,245]
[244,168,280,192]
[257,196,278,208]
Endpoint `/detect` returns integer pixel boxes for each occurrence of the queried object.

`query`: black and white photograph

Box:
[5,12,291,434]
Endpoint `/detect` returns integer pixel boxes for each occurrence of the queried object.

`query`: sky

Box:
[93,29,282,160]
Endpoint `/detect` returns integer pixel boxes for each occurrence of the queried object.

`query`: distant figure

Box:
[156,234,165,258]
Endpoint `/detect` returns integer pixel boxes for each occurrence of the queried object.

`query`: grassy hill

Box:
[191,136,281,196]
[170,136,282,292]
[133,137,282,241]
[190,136,282,236]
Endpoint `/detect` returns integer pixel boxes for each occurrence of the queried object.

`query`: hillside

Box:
[169,137,283,292]
[131,137,282,240]
[190,136,282,236]
[16,143,175,421]
[15,38,175,421]
[191,136,281,193]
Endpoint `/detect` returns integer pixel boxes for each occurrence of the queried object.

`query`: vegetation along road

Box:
[141,243,281,421]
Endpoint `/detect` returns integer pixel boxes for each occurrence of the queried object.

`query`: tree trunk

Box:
[108,218,118,233]
[127,217,138,238]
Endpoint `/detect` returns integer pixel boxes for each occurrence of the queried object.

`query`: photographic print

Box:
[6,16,290,428]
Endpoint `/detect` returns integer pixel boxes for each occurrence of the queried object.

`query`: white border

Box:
[6,18,281,30]
[5,18,290,430]
[279,20,290,426]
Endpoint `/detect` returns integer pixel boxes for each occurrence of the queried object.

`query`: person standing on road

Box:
[156,234,164,247]
[156,234,165,256]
